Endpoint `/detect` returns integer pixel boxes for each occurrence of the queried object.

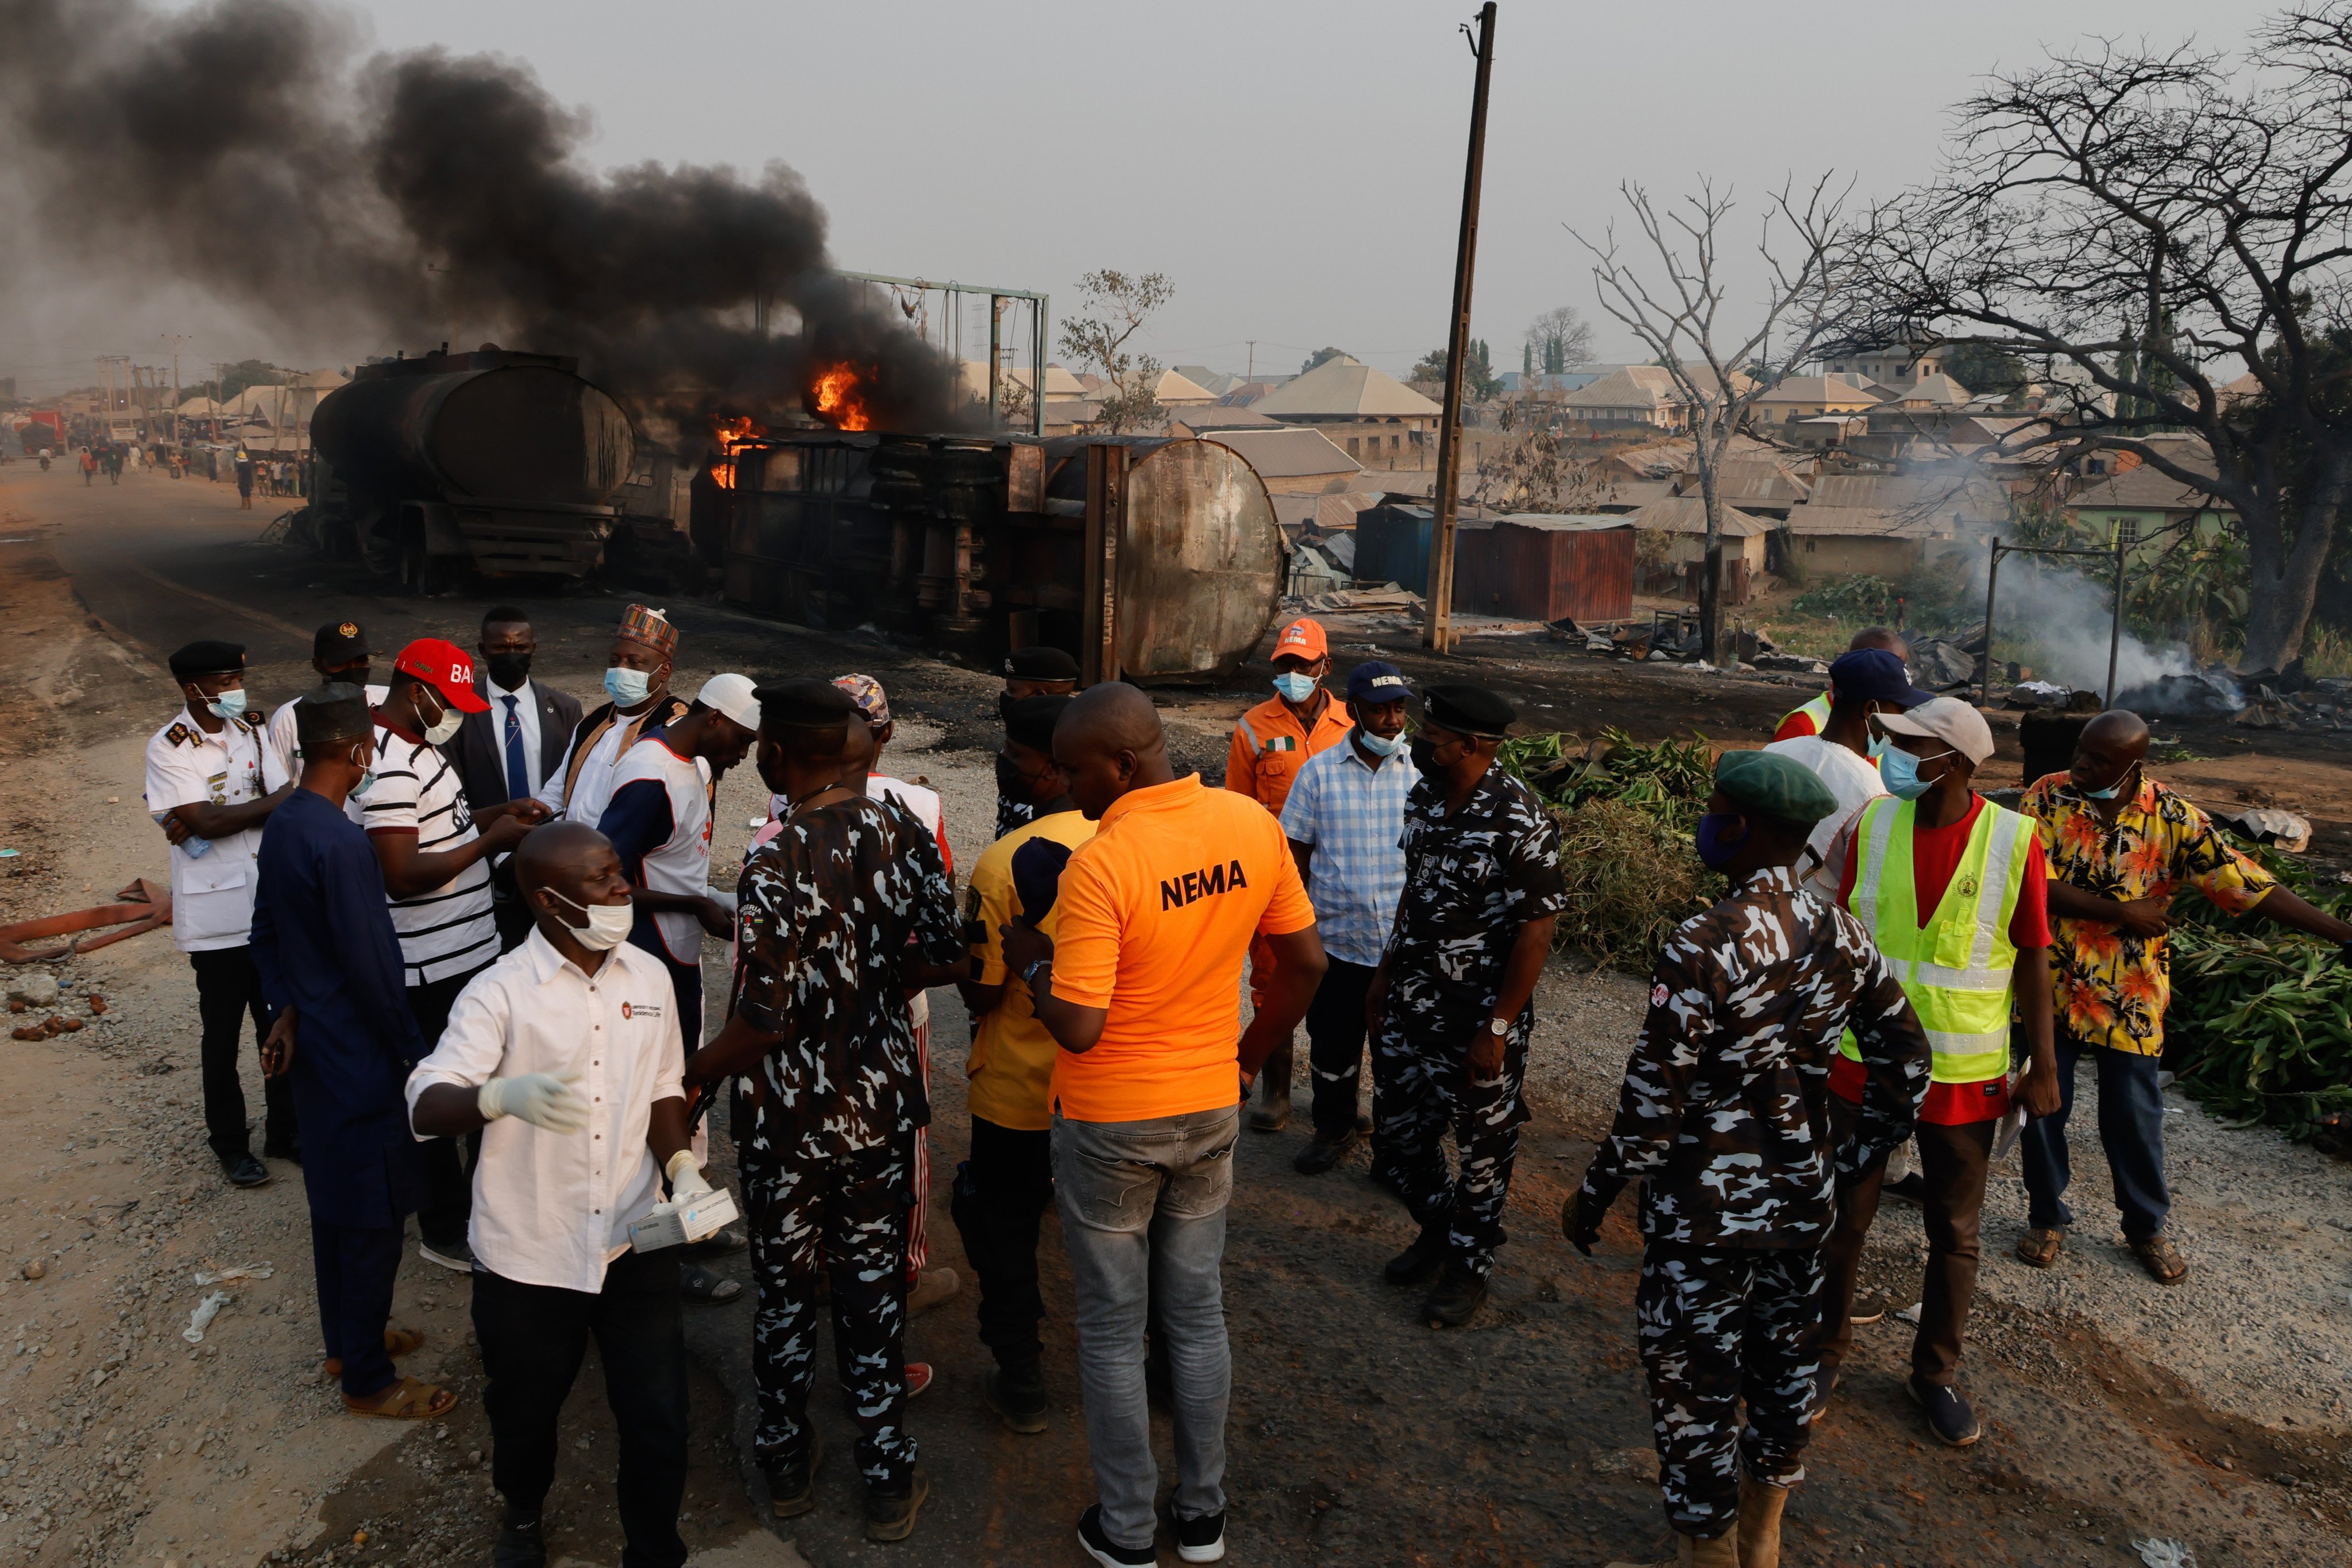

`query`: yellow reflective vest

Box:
[1777,690,1833,737]
[1839,796,2034,1084]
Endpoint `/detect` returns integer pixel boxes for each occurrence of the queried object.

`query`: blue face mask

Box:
[1867,732,1888,761]
[1694,812,1747,871]
[1879,745,1951,801]
[206,686,248,721]
[2079,764,2136,802]
[1357,727,1405,758]
[605,666,651,705]
[1272,672,1319,704]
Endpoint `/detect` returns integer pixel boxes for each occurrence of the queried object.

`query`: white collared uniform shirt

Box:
[264,682,391,784]
[407,932,685,1293]
[143,706,288,952]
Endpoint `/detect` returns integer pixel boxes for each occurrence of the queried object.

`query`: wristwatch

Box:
[1023,956,1052,989]
[1484,1016,1510,1037]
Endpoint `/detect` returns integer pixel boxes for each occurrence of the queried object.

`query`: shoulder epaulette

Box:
[235,710,266,731]
[164,721,194,748]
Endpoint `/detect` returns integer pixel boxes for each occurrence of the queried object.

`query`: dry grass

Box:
[1549,797,1724,972]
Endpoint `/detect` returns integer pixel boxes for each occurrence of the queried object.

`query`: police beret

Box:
[1005,646,1080,682]
[1005,694,1072,752]
[313,620,369,662]
[293,681,373,749]
[1420,683,1515,739]
[1347,661,1412,703]
[752,678,855,736]
[168,640,245,679]
[1715,749,1841,827]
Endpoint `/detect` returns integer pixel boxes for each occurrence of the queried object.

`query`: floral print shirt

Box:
[2020,771,2276,1056]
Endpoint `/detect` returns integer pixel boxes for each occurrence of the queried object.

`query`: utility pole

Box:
[1246,341,1256,383]
[1424,2,1497,655]
[162,335,188,444]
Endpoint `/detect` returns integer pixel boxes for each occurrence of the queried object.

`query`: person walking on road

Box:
[539,604,690,827]
[1002,682,1326,1568]
[250,683,451,1422]
[145,639,296,1188]
[1368,685,1564,1328]
[1225,616,1351,1132]
[994,646,1082,836]
[408,822,699,1568]
[953,693,1091,1434]
[1277,661,1418,1176]
[2017,709,2352,1284]
[1569,751,1932,1568]
[235,450,254,508]
[79,446,95,486]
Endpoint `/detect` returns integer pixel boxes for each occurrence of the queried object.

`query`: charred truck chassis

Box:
[719,432,1285,682]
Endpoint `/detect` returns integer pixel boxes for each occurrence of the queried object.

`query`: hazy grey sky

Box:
[2,0,2283,394]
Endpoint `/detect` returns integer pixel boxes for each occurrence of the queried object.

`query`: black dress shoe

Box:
[492,1513,547,1567]
[1383,1222,1447,1287]
[261,1140,303,1166]
[984,1366,1049,1434]
[1293,1126,1358,1175]
[1883,1171,1928,1206]
[224,1153,271,1189]
[1423,1264,1486,1327]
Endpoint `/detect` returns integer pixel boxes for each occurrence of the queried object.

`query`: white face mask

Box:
[418,689,464,746]
[546,889,634,951]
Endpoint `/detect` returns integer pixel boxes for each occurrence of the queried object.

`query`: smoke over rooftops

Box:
[0,0,973,437]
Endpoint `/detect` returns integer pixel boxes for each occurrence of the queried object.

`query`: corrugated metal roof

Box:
[1207,427,1362,479]
[1561,364,1755,410]
[1250,356,1442,418]
[1497,512,1635,531]
[1784,506,1951,538]
[1152,368,1219,405]
[2069,465,2227,511]
[1624,496,1770,536]
[1884,372,1973,405]
[1753,375,1879,407]
[1168,406,1283,433]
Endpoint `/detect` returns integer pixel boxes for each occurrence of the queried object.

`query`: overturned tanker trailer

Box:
[304,347,638,585]
[717,432,1284,681]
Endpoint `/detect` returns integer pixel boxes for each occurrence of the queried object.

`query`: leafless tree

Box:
[1057,270,1173,435]
[1470,429,1619,513]
[1571,176,1848,663]
[1523,306,1595,376]
[1843,7,2352,670]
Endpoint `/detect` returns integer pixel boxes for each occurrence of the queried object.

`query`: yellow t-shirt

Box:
[964,809,1098,1132]
[1049,774,1317,1123]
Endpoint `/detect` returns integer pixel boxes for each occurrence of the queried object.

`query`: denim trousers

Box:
[1053,1105,1238,1552]
[2021,1034,2171,1242]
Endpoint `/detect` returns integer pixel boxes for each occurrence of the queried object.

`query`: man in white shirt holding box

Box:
[407,821,703,1568]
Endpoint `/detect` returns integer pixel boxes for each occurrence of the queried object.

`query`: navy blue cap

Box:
[1828,648,1931,709]
[1346,661,1413,703]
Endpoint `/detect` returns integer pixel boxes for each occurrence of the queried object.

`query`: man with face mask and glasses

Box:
[145,639,296,1188]
[2017,709,2352,1285]
[1809,695,2060,1450]
[538,604,691,827]
[249,683,450,1421]
[353,638,550,1275]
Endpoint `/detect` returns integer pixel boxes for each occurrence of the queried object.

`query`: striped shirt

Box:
[353,723,499,986]
[1277,734,1418,967]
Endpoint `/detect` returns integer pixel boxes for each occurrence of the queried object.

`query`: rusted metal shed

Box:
[1452,515,1635,621]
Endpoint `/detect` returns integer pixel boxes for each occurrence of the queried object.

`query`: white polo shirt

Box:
[407,932,685,1294]
[264,682,391,784]
[142,706,287,952]
[1763,733,1888,896]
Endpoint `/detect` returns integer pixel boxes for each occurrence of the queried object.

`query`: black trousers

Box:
[312,1219,404,1399]
[1304,957,1381,1140]
[949,1115,1055,1370]
[189,946,296,1163]
[473,1250,690,1568]
[408,965,488,1248]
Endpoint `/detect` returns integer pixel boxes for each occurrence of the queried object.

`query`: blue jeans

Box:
[2020,1034,2170,1242]
[1053,1106,1238,1552]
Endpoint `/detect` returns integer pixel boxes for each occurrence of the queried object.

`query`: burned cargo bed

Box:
[718,431,1283,682]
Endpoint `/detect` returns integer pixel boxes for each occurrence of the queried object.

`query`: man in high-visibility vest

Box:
[1809,695,2061,1449]
[1771,626,1910,741]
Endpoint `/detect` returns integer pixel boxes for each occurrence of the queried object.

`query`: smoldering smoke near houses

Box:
[0,0,973,442]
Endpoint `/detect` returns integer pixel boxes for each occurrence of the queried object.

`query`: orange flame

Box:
[709,415,762,489]
[811,364,872,431]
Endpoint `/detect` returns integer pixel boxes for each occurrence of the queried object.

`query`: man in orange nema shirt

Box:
[1003,685,1326,1568]
[1225,616,1351,1133]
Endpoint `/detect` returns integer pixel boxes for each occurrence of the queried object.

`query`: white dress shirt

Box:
[144,705,287,952]
[485,676,544,800]
[406,930,685,1294]
[543,719,631,824]
[264,682,391,785]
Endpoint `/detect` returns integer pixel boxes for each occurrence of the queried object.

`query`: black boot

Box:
[1383,1219,1448,1287]
[985,1360,1049,1434]
[764,1438,825,1520]
[1249,1040,1292,1131]
[492,1506,547,1567]
[1423,1263,1486,1328]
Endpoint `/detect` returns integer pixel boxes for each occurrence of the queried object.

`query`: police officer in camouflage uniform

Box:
[1366,685,1565,1328]
[1566,752,1931,1568]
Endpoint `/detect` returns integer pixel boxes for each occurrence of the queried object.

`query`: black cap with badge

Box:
[313,619,370,664]
[167,640,245,681]
[1420,683,1516,740]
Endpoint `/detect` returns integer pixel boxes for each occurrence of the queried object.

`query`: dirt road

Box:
[0,464,2347,1566]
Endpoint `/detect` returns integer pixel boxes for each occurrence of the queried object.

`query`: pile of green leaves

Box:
[1499,728,1724,969]
[2168,841,2352,1143]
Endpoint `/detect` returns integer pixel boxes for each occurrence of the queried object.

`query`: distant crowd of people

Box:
[24,436,308,499]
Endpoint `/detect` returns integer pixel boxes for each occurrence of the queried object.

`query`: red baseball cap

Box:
[392,637,491,713]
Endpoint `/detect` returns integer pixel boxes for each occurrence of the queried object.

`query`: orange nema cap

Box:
[392,637,491,713]
[1274,618,1328,660]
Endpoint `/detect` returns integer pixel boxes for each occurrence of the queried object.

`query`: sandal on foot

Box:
[342,1376,457,1419]
[2130,1234,2188,1285]
[324,1326,428,1377]
[2014,1227,2064,1268]
[681,1262,744,1305]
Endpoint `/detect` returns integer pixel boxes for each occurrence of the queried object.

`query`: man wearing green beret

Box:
[1569,751,1931,1568]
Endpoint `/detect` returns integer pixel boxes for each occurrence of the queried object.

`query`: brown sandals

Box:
[2014,1227,2064,1268]
[342,1376,457,1420]
[323,1326,426,1379]
[2130,1234,2189,1285]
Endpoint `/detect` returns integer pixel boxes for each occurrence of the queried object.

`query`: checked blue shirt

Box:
[1279,734,1419,967]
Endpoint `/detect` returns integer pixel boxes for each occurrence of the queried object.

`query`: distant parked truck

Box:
[304,346,636,586]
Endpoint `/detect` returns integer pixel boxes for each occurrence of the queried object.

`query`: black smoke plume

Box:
[0,0,975,439]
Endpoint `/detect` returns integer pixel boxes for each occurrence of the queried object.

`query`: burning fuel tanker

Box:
[306,346,637,584]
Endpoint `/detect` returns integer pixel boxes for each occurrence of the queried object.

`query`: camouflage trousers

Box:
[741,1137,916,1489]
[1636,1243,1821,1538]
[1372,1003,1529,1278]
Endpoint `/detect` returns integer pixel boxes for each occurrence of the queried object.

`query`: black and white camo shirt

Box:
[1579,865,1931,1249]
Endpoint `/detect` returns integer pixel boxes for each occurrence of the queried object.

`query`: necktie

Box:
[503,694,529,802]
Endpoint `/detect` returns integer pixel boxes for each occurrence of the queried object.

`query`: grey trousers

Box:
[1052,1105,1239,1552]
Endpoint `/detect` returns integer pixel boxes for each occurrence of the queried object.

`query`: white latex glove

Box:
[478,1069,589,1134]
[665,1148,713,1200]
